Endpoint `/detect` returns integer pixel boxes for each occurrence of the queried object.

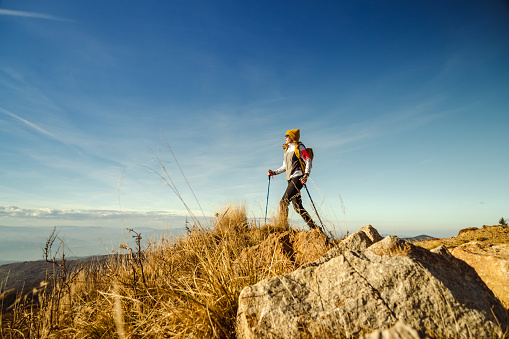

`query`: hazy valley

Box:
[0,225,186,265]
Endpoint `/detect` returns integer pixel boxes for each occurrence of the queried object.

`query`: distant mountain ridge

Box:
[0,255,111,312]
[401,234,436,243]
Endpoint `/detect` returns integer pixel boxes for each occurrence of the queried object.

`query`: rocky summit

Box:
[236,225,508,338]
[417,224,509,309]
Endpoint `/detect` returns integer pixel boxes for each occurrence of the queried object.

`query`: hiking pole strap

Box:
[304,185,325,229]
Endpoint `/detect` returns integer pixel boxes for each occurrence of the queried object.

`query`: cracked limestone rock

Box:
[236,225,507,338]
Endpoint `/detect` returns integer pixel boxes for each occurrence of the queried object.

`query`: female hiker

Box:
[267,129,318,230]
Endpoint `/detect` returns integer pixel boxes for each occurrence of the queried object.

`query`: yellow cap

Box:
[285,129,300,142]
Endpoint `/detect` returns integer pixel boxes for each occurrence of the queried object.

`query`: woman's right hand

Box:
[268,170,275,177]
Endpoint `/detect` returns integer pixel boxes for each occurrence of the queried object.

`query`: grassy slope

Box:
[0,205,335,338]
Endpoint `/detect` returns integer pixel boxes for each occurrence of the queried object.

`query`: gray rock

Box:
[237,226,507,338]
[307,224,383,267]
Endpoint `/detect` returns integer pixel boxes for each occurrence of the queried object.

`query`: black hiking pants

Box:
[280,177,317,229]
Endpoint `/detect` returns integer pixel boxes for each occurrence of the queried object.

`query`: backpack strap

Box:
[294,142,307,173]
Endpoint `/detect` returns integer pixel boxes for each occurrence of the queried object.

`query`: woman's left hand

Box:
[300,175,308,185]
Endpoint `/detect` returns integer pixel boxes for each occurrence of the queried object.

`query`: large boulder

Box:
[237,225,507,338]
[451,242,509,308]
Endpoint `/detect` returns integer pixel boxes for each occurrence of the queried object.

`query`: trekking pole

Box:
[303,184,325,232]
[264,175,271,223]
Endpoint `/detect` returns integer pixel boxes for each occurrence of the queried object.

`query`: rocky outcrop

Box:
[451,242,509,308]
[237,225,507,338]
[416,224,509,250]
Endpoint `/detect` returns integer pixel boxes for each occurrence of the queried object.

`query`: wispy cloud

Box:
[312,98,450,153]
[0,107,59,140]
[0,206,176,220]
[0,107,85,156]
[0,8,71,22]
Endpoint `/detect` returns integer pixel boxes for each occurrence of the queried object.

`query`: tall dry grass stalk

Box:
[1,204,305,338]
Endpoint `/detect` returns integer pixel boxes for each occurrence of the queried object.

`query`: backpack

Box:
[284,142,314,173]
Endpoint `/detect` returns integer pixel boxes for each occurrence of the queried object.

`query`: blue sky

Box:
[1,0,508,238]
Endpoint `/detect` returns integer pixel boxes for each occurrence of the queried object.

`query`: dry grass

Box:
[3,205,507,338]
[1,204,329,338]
